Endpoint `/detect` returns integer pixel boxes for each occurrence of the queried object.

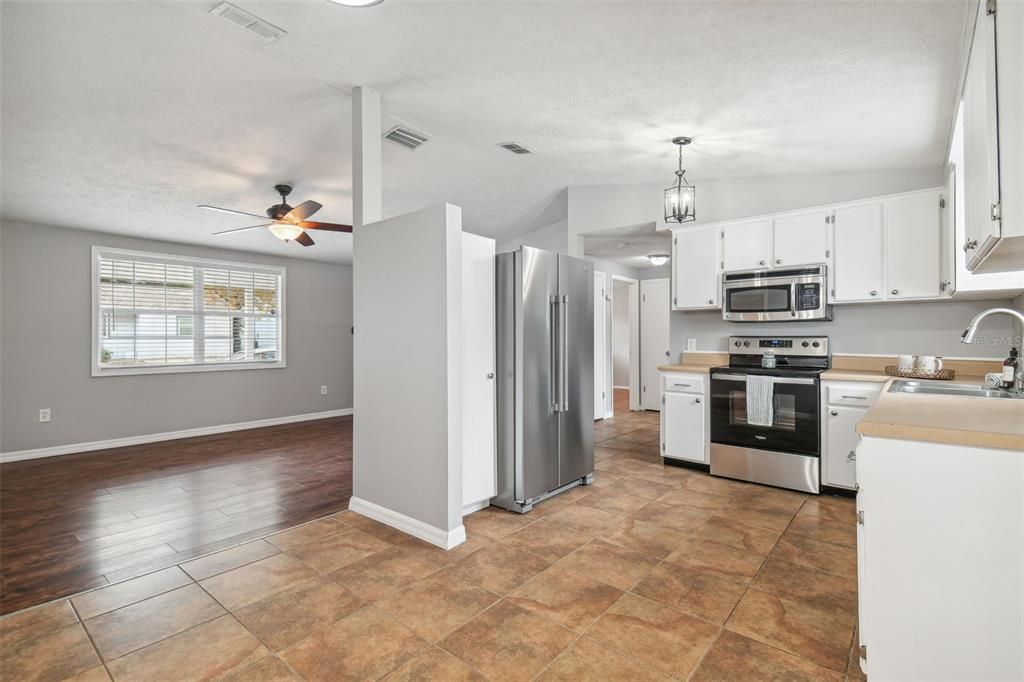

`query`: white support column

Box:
[352,86,382,228]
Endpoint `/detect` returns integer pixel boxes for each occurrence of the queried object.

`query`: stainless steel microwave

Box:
[722,264,832,322]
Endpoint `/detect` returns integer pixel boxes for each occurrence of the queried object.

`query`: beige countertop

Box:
[657,363,715,374]
[820,369,893,383]
[856,378,1024,451]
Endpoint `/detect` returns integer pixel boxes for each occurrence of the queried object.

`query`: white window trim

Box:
[91,245,287,377]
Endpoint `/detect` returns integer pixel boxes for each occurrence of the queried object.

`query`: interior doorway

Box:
[610,275,640,415]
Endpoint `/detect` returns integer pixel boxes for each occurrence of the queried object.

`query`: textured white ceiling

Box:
[1,0,968,264]
[584,222,672,270]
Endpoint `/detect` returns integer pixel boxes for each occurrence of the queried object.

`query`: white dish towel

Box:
[746,375,775,427]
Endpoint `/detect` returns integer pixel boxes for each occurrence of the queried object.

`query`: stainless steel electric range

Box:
[709,335,830,494]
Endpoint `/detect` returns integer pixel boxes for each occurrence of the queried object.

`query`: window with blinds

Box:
[92,247,285,375]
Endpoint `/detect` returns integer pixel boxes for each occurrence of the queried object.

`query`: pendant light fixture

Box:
[664,136,696,224]
[647,253,670,266]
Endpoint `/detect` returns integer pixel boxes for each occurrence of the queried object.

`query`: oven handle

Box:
[713,373,817,386]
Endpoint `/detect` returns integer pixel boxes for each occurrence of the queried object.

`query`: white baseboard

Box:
[349,496,466,550]
[0,408,354,464]
[462,498,491,516]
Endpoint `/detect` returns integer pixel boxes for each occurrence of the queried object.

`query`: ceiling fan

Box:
[200,184,351,247]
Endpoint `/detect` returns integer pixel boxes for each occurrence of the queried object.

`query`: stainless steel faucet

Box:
[960,307,1024,392]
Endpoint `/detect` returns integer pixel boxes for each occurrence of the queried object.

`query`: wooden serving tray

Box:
[884,365,956,381]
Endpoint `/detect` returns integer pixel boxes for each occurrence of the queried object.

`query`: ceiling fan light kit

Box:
[201,184,352,248]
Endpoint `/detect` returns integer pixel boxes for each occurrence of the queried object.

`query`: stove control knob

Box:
[734,341,741,347]
[802,341,810,348]
[743,341,751,347]
[812,341,820,348]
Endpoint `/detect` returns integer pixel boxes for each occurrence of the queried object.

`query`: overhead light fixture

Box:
[326,0,383,6]
[269,224,305,242]
[664,136,696,224]
[647,254,671,267]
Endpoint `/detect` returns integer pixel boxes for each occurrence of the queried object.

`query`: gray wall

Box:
[352,204,463,534]
[671,298,1019,359]
[1,220,353,453]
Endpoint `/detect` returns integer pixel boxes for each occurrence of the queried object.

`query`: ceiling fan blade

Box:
[283,200,323,223]
[212,223,272,236]
[198,205,271,221]
[295,232,315,247]
[298,221,353,233]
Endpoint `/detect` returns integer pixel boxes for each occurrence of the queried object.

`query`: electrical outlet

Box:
[38,408,51,423]
[320,385,328,396]
[686,338,697,351]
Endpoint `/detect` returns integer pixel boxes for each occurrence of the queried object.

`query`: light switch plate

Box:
[39,408,51,423]
[686,338,697,351]
[320,385,328,396]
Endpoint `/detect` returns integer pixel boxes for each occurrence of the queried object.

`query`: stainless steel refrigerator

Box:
[492,247,594,513]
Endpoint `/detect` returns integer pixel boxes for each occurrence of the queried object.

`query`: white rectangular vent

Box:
[384,126,429,150]
[499,142,532,155]
[210,2,287,43]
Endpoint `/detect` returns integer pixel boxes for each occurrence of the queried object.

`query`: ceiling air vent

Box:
[383,126,429,150]
[498,142,532,155]
[210,2,287,42]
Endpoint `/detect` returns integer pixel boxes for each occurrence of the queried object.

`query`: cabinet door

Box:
[825,405,864,490]
[884,191,941,300]
[962,1,1001,269]
[594,271,608,420]
[461,233,496,507]
[672,226,719,309]
[663,391,706,463]
[773,210,830,268]
[833,203,884,302]
[640,279,671,411]
[940,166,956,297]
[722,219,772,271]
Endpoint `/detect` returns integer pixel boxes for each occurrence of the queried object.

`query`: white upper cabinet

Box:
[671,225,720,310]
[961,0,1023,273]
[833,203,884,302]
[773,210,831,268]
[722,219,773,271]
[884,190,942,300]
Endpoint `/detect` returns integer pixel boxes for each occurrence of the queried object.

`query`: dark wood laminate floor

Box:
[0,416,352,615]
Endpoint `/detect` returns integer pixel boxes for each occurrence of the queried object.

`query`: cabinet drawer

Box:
[826,382,882,406]
[663,374,705,394]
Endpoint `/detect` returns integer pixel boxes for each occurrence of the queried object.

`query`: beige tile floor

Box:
[0,410,864,681]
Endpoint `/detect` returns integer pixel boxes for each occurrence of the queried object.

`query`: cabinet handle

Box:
[665,351,671,357]
[775,258,782,265]
[840,395,867,400]
[870,290,877,296]
[759,260,766,266]
[707,298,714,305]
[694,397,701,404]
[830,410,839,416]
[486,372,495,379]
[891,289,899,295]
[847,450,857,462]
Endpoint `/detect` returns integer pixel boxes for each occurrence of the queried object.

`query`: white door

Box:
[961,0,1001,269]
[833,203,884,302]
[825,405,862,490]
[672,226,720,309]
[773,210,830,268]
[593,271,607,420]
[461,233,496,509]
[722,219,773,271]
[885,191,941,300]
[663,390,706,463]
[639,278,670,411]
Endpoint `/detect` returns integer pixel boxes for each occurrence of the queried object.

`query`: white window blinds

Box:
[93,247,284,374]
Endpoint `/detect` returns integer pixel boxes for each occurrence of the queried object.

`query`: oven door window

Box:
[709,376,820,456]
[726,285,791,313]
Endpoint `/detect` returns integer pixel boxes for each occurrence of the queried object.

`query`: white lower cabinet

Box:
[660,373,707,464]
[821,381,882,490]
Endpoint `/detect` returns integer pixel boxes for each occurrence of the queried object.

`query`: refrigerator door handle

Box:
[560,294,569,411]
[550,295,561,412]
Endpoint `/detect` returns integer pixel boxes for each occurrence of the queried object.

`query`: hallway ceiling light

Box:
[326,0,383,6]
[664,136,696,224]
[647,253,670,266]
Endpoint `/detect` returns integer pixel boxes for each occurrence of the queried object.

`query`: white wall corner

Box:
[349,496,466,549]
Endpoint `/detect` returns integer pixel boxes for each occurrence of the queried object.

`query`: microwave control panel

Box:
[795,283,821,311]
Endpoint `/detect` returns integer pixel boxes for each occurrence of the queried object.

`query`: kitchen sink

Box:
[887,380,1024,400]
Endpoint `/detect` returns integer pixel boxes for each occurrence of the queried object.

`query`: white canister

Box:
[897,354,916,370]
